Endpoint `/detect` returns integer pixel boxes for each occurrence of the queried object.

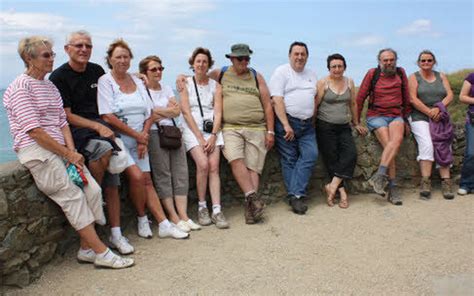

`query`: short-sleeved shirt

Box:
[148,85,175,128]
[269,63,317,120]
[3,74,67,151]
[49,62,105,120]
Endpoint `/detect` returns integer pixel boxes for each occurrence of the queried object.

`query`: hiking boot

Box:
[419,177,431,200]
[198,207,212,226]
[368,173,389,196]
[248,192,264,221]
[289,196,307,215]
[244,196,255,224]
[211,212,230,229]
[441,178,455,200]
[388,185,403,206]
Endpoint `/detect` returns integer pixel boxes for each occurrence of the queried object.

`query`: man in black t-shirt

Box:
[50,30,135,255]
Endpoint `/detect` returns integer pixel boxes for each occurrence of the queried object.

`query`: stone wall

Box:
[0,125,467,288]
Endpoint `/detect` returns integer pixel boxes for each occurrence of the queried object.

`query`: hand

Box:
[65,150,85,169]
[198,135,207,148]
[428,107,441,122]
[283,125,295,141]
[175,75,187,92]
[135,73,149,87]
[404,122,411,137]
[137,143,147,159]
[265,132,275,151]
[354,124,368,136]
[136,131,149,145]
[204,134,217,153]
[96,124,115,139]
[167,99,179,108]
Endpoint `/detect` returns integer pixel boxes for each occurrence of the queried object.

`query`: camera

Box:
[203,119,214,133]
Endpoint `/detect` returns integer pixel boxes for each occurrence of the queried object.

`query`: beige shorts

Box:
[222,129,267,174]
[17,144,105,231]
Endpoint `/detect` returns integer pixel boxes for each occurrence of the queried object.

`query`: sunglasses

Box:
[40,52,56,59]
[236,56,250,62]
[420,59,433,63]
[148,66,165,72]
[69,43,93,49]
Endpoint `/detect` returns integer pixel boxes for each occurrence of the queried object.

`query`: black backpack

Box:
[368,66,404,110]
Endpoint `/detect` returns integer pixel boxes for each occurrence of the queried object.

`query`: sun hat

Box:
[225,43,253,58]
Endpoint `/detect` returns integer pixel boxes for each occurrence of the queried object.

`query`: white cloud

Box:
[0,10,68,32]
[351,35,385,47]
[396,19,441,37]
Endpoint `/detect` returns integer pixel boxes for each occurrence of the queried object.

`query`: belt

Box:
[287,113,312,123]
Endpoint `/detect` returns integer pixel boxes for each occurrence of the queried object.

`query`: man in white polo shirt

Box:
[269,41,318,215]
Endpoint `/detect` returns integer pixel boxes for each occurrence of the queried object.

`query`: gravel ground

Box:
[4,189,474,295]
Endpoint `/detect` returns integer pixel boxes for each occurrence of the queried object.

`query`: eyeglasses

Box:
[148,66,165,72]
[236,56,250,62]
[40,52,56,59]
[330,65,344,69]
[420,59,433,63]
[69,43,93,49]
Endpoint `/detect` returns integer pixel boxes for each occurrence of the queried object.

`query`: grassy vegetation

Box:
[446,68,473,123]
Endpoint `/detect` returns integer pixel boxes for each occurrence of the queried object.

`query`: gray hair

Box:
[65,30,91,45]
[18,36,53,67]
[377,48,398,62]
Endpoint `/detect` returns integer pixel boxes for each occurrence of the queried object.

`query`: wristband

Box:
[267,130,275,135]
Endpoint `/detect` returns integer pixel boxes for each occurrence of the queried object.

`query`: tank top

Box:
[221,66,265,129]
[411,71,447,122]
[317,78,352,124]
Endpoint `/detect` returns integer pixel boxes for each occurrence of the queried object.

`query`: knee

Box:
[143,173,153,187]
[208,160,220,175]
[196,159,209,174]
[128,171,144,185]
[305,148,318,163]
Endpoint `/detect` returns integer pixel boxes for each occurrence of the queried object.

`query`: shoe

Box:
[109,235,134,255]
[419,177,431,200]
[137,217,153,239]
[248,192,265,220]
[211,212,230,229]
[77,248,96,264]
[387,185,403,206]
[458,188,469,195]
[198,208,212,226]
[94,249,134,269]
[441,179,455,200]
[185,219,201,231]
[368,173,389,196]
[176,220,191,233]
[244,196,255,224]
[289,196,307,215]
[159,224,189,239]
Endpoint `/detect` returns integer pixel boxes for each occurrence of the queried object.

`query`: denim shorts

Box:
[366,116,404,131]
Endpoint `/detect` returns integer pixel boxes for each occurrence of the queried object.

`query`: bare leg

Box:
[88,150,112,185]
[373,122,404,180]
[125,165,146,217]
[230,159,256,193]
[143,172,166,224]
[104,186,120,228]
[439,166,450,179]
[420,160,433,177]
[208,148,222,206]
[189,147,209,202]
[175,195,190,221]
[77,224,107,254]
[161,197,180,224]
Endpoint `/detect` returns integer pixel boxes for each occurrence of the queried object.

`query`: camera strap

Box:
[145,87,177,127]
[192,76,205,119]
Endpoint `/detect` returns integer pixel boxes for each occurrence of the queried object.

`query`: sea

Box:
[0,89,17,164]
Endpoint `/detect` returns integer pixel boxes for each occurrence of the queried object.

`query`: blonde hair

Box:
[18,36,53,67]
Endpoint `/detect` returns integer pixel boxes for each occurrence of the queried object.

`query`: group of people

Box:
[3,30,473,270]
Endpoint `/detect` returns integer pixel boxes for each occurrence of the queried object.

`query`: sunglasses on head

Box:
[40,52,56,59]
[420,59,433,63]
[69,43,93,50]
[236,56,250,62]
[148,66,165,72]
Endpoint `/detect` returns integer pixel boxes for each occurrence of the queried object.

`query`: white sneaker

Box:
[176,220,191,233]
[159,224,189,239]
[109,235,134,255]
[137,217,153,239]
[94,249,134,269]
[458,188,468,195]
[77,248,96,263]
[185,219,201,231]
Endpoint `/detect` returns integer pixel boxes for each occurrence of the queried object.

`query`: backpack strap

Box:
[368,66,381,110]
[218,65,259,90]
[249,67,259,90]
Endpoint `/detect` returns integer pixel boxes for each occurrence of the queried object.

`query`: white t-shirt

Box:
[148,85,175,129]
[269,63,317,120]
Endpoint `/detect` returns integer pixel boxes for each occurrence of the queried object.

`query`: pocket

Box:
[24,158,69,196]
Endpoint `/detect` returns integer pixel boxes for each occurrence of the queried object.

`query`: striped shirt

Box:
[3,74,68,151]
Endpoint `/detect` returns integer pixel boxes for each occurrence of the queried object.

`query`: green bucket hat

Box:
[225,43,253,58]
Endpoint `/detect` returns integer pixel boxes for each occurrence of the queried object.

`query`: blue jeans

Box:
[275,115,318,197]
[460,122,474,191]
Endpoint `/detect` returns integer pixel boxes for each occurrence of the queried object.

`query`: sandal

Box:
[324,184,336,207]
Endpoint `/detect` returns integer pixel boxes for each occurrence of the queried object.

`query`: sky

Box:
[0,0,473,89]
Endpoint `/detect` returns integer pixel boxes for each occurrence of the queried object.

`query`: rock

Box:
[0,189,8,219]
[0,221,10,240]
[2,225,34,252]
[2,253,29,275]
[36,228,65,244]
[24,185,44,202]
[26,258,40,271]
[26,217,49,235]
[4,267,30,287]
[0,246,13,261]
[32,242,57,264]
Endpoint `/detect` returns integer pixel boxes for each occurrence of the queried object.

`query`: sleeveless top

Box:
[317,77,352,124]
[183,76,217,131]
[411,71,447,122]
[221,66,265,129]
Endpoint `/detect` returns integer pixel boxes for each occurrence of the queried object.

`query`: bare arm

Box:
[440,72,454,107]
[257,73,275,150]
[204,84,224,153]
[272,96,293,141]
[348,79,368,136]
[153,97,181,120]
[64,108,114,138]
[460,80,474,104]
[208,68,221,82]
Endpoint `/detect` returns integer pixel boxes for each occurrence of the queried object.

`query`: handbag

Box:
[108,137,129,174]
[66,162,88,189]
[145,88,182,149]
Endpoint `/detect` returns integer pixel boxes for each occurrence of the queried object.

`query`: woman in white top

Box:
[179,47,229,229]
[139,55,200,233]
[98,40,188,241]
